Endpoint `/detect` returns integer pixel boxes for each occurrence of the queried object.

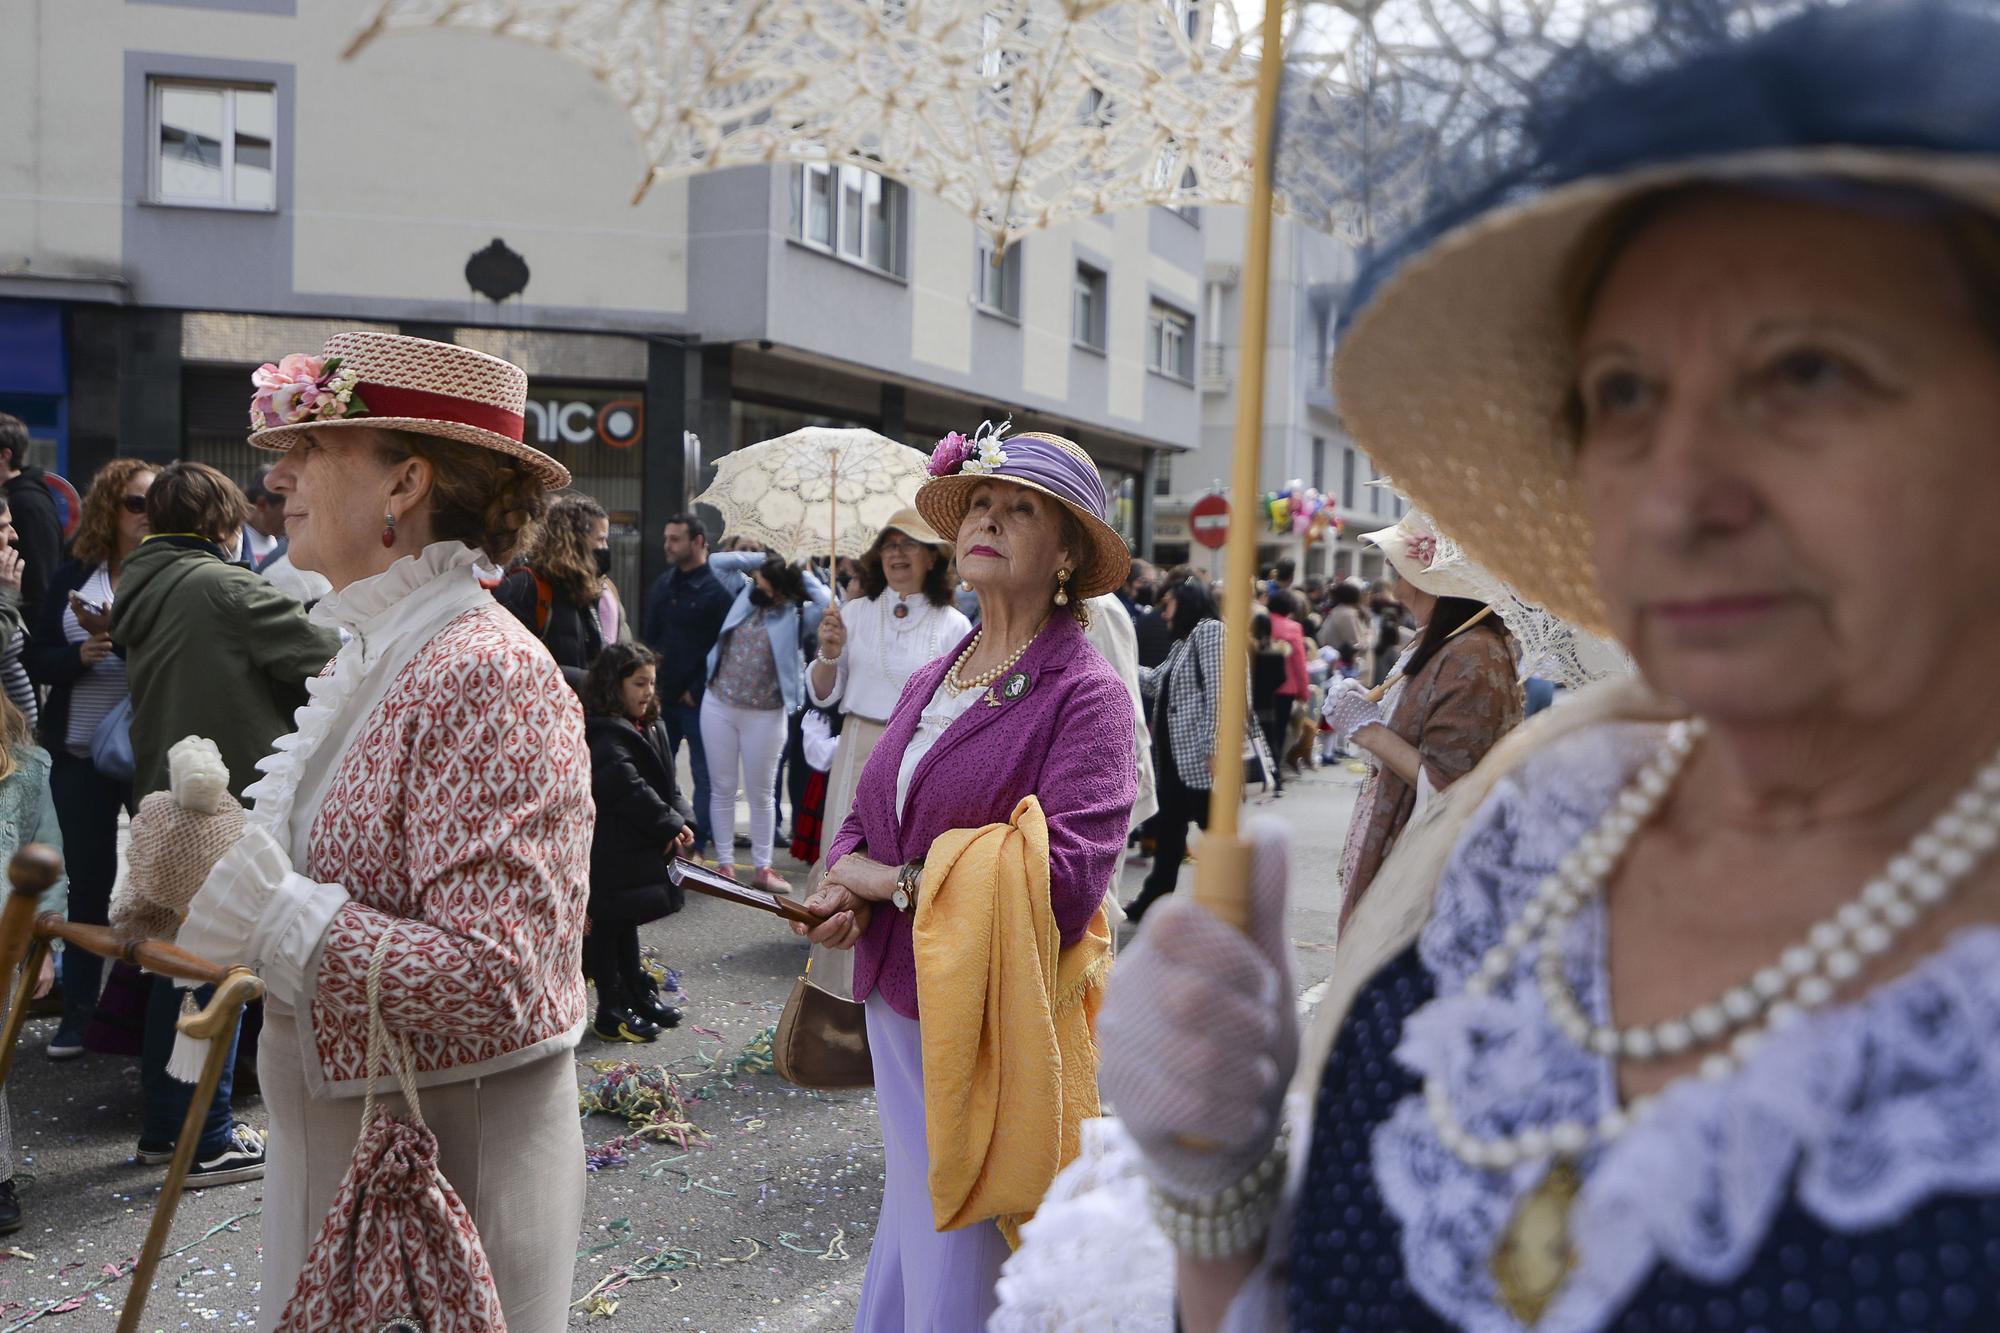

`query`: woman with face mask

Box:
[701,549,830,891]
[493,492,625,681]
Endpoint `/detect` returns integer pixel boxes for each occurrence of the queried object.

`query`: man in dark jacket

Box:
[641,513,731,860]
[0,414,63,623]
[1119,559,1174,669]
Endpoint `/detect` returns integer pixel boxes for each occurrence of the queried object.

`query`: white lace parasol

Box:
[1372,509,1631,690]
[348,0,1272,247]
[693,427,931,562]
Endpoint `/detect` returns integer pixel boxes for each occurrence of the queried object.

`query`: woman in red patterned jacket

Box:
[172,332,591,1332]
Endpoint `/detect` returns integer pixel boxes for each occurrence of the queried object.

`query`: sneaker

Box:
[751,867,791,896]
[632,991,682,1031]
[714,864,739,882]
[184,1124,266,1189]
[591,1006,659,1044]
[135,1137,176,1166]
[46,1016,88,1062]
[0,1180,20,1236]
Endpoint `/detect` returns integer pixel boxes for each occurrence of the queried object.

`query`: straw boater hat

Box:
[916,427,1129,599]
[245,331,570,491]
[1330,0,2000,636]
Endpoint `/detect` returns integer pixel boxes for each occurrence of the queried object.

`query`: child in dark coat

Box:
[582,643,695,1043]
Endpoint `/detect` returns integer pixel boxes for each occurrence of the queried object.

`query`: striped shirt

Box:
[62,565,127,757]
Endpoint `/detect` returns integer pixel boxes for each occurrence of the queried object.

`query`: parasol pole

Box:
[1194,0,1289,932]
[829,448,841,587]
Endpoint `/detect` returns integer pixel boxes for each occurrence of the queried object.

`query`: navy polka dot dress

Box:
[1287,945,2000,1331]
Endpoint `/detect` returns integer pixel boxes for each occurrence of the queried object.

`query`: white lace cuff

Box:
[177,826,348,1006]
[249,871,348,1007]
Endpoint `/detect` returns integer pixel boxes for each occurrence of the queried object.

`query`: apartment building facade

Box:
[0,0,1203,595]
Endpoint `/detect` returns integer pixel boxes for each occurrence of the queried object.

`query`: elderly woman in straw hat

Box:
[797,427,1136,1330]
[803,505,971,994]
[1325,511,1524,925]
[169,333,589,1330]
[1091,2,2000,1329]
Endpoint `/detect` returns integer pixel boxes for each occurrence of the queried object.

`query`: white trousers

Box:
[700,694,788,870]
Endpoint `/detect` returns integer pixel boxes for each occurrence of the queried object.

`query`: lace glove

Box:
[1324,677,1386,746]
[1097,817,1298,1201]
[177,825,349,1008]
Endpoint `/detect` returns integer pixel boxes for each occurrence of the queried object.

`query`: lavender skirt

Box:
[853,994,1011,1332]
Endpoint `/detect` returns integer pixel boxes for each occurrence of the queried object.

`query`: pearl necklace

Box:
[944,628,1034,693]
[1428,717,2000,1172]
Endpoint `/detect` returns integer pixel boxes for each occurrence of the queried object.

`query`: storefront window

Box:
[1098,466,1138,548]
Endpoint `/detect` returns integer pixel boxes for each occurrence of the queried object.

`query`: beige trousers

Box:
[804,715,888,1000]
[255,1011,586,1333]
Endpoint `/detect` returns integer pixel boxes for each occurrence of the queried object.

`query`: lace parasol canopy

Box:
[693,426,932,562]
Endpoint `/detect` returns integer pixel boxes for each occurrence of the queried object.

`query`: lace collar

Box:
[1372,722,2000,1332]
[311,542,484,644]
[245,541,494,842]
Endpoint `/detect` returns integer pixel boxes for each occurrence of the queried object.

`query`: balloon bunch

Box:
[1263,481,1342,540]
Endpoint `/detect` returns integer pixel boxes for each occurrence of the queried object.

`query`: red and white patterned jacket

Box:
[299,605,591,1092]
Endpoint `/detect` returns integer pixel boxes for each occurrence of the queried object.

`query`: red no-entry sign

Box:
[1190,493,1230,550]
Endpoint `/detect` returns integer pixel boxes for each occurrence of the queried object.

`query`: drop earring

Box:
[381,511,397,548]
[1054,568,1071,606]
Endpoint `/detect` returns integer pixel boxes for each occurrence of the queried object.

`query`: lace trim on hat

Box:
[1374,722,2000,1332]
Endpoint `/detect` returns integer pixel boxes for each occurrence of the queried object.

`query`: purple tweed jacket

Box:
[826,611,1137,1019]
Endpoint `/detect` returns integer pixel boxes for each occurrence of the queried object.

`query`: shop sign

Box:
[523,390,644,449]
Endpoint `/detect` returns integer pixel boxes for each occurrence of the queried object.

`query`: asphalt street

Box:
[0,759,1361,1332]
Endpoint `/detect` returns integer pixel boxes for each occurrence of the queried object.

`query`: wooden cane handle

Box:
[33,915,236,988]
[6,845,62,900]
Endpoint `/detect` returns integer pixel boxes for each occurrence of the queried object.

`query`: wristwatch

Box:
[891,860,923,912]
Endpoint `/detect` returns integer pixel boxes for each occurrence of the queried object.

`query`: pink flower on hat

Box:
[929,432,974,478]
[248,354,365,431]
[1405,534,1438,567]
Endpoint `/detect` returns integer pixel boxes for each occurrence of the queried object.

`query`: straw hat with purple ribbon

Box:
[915,425,1130,600]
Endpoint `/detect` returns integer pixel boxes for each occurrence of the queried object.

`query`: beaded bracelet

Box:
[1147,1124,1290,1261]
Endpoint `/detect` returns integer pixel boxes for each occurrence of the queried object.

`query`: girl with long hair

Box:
[494,491,623,675]
[28,458,155,1058]
[581,642,694,1042]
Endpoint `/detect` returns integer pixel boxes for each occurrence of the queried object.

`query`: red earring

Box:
[381,512,396,548]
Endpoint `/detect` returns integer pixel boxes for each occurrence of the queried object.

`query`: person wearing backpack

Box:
[0,414,63,624]
[493,493,626,686]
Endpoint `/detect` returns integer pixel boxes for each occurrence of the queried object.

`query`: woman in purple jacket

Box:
[799,429,1137,1331]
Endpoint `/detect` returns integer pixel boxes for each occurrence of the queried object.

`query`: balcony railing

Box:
[1199,342,1229,392]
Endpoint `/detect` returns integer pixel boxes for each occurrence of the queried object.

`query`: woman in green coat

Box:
[108,460,340,1187]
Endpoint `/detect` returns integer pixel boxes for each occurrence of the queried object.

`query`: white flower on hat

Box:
[961,417,1012,476]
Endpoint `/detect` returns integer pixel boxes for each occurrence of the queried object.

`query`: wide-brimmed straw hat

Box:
[1331,0,2000,635]
[916,428,1129,599]
[246,331,570,491]
[874,506,952,552]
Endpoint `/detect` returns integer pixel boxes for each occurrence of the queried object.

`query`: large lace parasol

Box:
[1380,511,1631,691]
[347,0,1271,248]
[693,427,931,562]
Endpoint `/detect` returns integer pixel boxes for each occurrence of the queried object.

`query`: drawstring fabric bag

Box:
[277,927,508,1332]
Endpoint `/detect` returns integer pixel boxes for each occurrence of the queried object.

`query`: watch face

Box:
[893,889,911,911]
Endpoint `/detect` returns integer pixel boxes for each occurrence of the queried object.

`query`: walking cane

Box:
[0,845,265,1333]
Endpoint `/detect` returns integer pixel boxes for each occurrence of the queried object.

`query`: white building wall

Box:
[1,0,691,318]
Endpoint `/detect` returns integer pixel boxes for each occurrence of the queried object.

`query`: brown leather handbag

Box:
[772,959,872,1090]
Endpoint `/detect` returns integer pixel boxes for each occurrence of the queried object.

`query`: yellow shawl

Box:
[912,795,1111,1248]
